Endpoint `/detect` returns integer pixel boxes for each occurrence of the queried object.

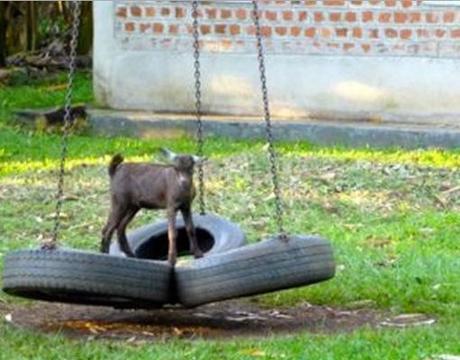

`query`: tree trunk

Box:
[0,2,7,67]
[77,1,93,55]
[26,1,38,52]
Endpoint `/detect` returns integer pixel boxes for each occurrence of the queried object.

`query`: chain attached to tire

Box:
[43,0,81,250]
[251,0,287,240]
[192,0,206,215]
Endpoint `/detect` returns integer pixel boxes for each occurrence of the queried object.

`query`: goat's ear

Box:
[193,155,207,164]
[160,148,178,161]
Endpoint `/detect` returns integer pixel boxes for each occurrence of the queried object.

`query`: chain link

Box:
[251,0,287,240]
[192,0,206,215]
[44,0,81,249]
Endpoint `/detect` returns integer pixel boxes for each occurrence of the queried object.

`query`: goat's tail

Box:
[109,154,124,177]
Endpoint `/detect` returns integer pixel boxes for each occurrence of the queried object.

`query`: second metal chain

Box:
[251,0,286,239]
[45,0,81,249]
[192,0,206,215]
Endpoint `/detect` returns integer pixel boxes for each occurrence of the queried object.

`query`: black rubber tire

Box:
[175,236,335,308]
[109,213,246,260]
[2,249,172,309]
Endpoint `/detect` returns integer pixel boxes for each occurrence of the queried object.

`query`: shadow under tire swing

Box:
[173,0,336,307]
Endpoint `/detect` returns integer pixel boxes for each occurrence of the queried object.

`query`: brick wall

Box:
[114,0,460,58]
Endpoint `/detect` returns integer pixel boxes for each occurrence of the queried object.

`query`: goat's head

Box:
[161,148,205,174]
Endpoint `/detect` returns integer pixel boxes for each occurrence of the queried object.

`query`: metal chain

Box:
[251,0,287,240]
[44,0,81,249]
[192,0,206,215]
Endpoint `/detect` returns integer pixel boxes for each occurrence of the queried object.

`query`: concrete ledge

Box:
[87,109,460,149]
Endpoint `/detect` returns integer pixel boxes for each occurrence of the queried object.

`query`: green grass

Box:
[0,72,459,359]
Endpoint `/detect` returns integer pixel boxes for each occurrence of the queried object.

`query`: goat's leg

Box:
[181,206,203,259]
[116,207,139,258]
[101,205,125,253]
[167,208,178,265]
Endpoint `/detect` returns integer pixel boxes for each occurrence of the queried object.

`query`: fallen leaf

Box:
[4,314,12,323]
[380,314,436,328]
[241,348,266,357]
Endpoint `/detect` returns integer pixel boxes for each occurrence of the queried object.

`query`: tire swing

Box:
[2,1,244,309]
[174,1,336,308]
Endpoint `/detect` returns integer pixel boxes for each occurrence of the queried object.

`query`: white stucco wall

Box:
[94,1,460,118]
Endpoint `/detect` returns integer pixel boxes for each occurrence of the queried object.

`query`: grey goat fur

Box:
[100,148,204,265]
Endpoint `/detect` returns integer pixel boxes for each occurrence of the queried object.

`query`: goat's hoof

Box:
[168,256,177,266]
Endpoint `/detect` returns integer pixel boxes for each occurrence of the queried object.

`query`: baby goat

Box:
[100,148,205,265]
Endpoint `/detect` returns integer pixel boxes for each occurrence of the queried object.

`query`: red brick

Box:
[320,28,332,38]
[451,29,460,38]
[362,11,373,22]
[400,29,412,39]
[236,9,247,20]
[145,7,155,17]
[206,8,217,19]
[426,13,439,24]
[385,0,396,5]
[345,12,357,22]
[283,11,294,21]
[394,12,407,23]
[215,24,226,34]
[229,24,240,36]
[260,26,272,37]
[336,28,348,37]
[379,13,392,23]
[417,29,429,38]
[361,43,371,53]
[265,11,277,21]
[353,27,363,38]
[299,11,308,21]
[435,29,446,38]
[130,6,142,17]
[246,25,256,36]
[330,12,341,21]
[124,22,135,32]
[275,26,287,36]
[116,7,127,18]
[444,12,455,23]
[161,8,170,16]
[409,12,421,23]
[314,12,324,22]
[221,9,232,19]
[324,0,345,5]
[343,43,355,51]
[140,23,151,33]
[369,29,379,39]
[401,0,413,8]
[200,25,211,35]
[175,7,185,18]
[291,26,302,37]
[168,24,179,34]
[351,0,363,4]
[305,27,316,37]
[304,0,317,5]
[385,28,398,38]
[153,23,164,33]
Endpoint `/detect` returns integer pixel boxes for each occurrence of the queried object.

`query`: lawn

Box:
[0,74,459,359]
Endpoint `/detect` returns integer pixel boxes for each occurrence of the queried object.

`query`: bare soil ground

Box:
[1,299,390,341]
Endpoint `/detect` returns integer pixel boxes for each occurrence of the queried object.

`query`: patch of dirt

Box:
[2,300,387,341]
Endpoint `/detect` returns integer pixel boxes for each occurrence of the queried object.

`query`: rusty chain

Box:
[44,0,81,249]
[251,0,287,240]
[192,0,206,215]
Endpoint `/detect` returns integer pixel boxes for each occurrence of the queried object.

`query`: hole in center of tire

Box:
[135,227,214,260]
